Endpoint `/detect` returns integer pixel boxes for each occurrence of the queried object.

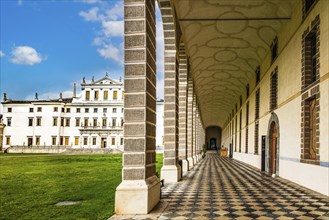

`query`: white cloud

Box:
[102,20,123,37]
[10,46,45,65]
[97,43,123,63]
[105,2,123,20]
[92,37,104,46]
[79,2,124,63]
[25,90,73,100]
[0,51,5,57]
[17,0,23,6]
[79,7,101,21]
[156,78,164,100]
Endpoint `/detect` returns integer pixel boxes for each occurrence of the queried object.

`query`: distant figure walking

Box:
[215,145,219,154]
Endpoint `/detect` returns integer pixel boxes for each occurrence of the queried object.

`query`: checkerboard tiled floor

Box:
[158,152,329,219]
[111,152,329,219]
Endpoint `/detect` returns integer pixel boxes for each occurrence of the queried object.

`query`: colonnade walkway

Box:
[111,152,329,220]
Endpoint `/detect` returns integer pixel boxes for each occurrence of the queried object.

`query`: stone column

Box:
[192,95,197,163]
[161,51,181,182]
[187,75,194,167]
[115,0,160,214]
[178,45,189,173]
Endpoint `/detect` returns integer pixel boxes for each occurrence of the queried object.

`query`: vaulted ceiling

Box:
[172,0,299,128]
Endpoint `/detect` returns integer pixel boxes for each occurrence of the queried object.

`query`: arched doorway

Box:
[269,122,277,174]
[266,113,280,175]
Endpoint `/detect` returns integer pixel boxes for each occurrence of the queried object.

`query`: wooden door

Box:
[270,122,277,174]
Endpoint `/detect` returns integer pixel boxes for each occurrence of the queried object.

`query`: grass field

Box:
[0,153,163,220]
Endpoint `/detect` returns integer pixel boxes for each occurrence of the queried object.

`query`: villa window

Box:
[94,108,98,113]
[37,107,42,112]
[120,138,123,145]
[8,107,12,113]
[271,37,278,63]
[28,118,33,126]
[54,107,58,112]
[94,91,99,100]
[303,0,317,18]
[254,89,260,154]
[29,108,34,112]
[92,137,97,145]
[83,137,88,145]
[113,108,117,113]
[35,137,40,145]
[246,84,249,98]
[270,67,278,111]
[111,138,116,145]
[256,66,260,85]
[86,91,90,100]
[76,108,81,113]
[102,118,107,127]
[93,118,97,127]
[103,108,107,113]
[104,91,108,100]
[85,108,89,113]
[75,118,80,127]
[6,136,10,145]
[112,118,116,127]
[113,91,118,100]
[84,118,89,127]
[65,118,70,127]
[52,137,56,145]
[66,108,70,113]
[36,117,42,126]
[303,23,319,89]
[122,91,124,99]
[75,137,79,145]
[65,137,69,145]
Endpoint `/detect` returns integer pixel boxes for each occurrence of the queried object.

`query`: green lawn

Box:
[0,153,163,220]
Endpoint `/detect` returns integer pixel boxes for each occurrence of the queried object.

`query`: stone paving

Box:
[111,152,329,220]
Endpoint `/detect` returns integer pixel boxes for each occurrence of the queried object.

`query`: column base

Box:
[115,175,160,214]
[161,165,181,183]
[181,159,189,174]
[187,157,194,168]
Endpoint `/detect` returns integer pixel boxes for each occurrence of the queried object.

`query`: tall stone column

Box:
[115,0,160,214]
[187,75,194,167]
[192,95,197,163]
[161,50,181,182]
[178,45,189,173]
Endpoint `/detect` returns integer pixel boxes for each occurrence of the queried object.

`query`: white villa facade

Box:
[1,74,125,150]
[1,73,165,151]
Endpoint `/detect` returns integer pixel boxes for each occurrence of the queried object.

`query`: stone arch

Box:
[266,112,280,175]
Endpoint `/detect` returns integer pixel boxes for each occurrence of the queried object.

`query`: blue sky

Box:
[0,0,164,101]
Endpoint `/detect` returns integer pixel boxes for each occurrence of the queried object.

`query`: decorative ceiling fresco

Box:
[173,0,299,127]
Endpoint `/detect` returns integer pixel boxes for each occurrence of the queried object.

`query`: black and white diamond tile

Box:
[158,153,329,219]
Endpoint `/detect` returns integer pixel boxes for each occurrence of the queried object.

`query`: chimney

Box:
[3,93,7,102]
[92,76,94,83]
[59,93,63,101]
[82,76,86,84]
[73,83,77,98]
[35,93,38,100]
